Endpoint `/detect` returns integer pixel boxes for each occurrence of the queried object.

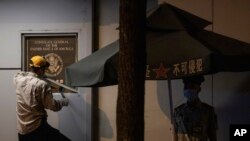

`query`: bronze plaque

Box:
[22,33,77,86]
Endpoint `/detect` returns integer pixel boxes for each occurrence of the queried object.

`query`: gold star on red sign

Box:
[153,63,169,79]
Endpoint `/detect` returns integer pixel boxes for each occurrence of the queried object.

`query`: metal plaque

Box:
[22,33,78,92]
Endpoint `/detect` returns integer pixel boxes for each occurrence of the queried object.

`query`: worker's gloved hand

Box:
[59,87,64,93]
[61,98,69,106]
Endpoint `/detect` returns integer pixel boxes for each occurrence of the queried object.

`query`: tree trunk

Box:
[117,0,147,141]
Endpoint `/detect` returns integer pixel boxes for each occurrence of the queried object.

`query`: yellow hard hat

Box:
[30,55,50,68]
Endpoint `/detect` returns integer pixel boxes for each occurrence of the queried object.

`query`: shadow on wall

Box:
[238,73,250,96]
[215,72,250,141]
[57,94,113,141]
[58,94,86,141]
[156,79,185,119]
[99,109,113,138]
[156,81,171,118]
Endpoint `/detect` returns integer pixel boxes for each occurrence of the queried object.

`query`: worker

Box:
[13,55,71,141]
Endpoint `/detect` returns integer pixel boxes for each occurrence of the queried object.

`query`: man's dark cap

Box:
[182,75,205,85]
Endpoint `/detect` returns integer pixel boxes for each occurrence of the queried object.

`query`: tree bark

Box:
[117,0,147,141]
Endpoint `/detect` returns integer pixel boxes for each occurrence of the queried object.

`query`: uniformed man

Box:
[174,75,218,141]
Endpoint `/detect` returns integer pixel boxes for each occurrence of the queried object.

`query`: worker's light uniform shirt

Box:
[13,72,63,135]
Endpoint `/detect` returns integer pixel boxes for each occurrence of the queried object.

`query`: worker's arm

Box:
[41,83,69,111]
